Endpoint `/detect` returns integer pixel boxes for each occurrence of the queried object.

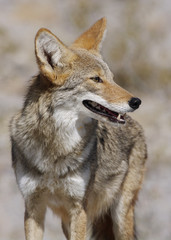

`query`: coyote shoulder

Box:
[10,17,147,240]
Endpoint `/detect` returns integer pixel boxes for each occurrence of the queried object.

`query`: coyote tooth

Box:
[117,114,121,120]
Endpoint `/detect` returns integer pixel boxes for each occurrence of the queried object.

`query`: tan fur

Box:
[35,28,77,85]
[70,207,87,240]
[72,17,106,52]
[10,18,147,240]
[88,79,134,104]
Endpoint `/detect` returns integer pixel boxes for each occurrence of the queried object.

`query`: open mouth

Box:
[82,100,125,124]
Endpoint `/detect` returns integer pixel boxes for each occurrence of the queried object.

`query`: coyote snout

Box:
[10,17,147,240]
[79,78,141,124]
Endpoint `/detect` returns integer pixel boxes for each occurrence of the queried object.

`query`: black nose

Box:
[129,97,141,110]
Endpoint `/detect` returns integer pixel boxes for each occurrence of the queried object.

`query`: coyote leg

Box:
[70,204,87,240]
[112,140,147,240]
[24,194,46,240]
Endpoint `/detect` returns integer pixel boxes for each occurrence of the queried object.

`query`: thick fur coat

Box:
[10,18,147,240]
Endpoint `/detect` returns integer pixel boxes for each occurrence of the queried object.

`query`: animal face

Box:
[35,18,141,124]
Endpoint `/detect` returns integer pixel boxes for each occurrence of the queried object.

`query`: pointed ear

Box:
[71,17,107,52]
[35,28,74,83]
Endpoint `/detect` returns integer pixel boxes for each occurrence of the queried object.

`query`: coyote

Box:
[10,18,147,240]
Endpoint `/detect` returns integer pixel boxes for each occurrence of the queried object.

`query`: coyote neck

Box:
[53,107,96,154]
[13,104,97,176]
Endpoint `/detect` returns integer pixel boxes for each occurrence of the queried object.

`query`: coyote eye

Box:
[90,76,103,83]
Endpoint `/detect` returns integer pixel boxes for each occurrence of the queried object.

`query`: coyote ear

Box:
[72,17,107,53]
[35,28,73,82]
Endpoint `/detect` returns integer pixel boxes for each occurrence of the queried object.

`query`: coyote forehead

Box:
[71,48,113,81]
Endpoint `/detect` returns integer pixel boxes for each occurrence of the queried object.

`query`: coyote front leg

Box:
[24,194,46,240]
[111,139,146,240]
[69,204,87,240]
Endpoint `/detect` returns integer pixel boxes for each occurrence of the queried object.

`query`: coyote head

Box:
[35,18,141,124]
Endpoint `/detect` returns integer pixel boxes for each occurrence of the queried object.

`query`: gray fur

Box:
[10,20,147,240]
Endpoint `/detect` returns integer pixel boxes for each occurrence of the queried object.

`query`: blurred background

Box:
[0,0,171,239]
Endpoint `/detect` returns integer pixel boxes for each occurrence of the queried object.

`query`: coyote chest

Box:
[18,146,92,201]
[47,166,91,209]
[16,113,95,201]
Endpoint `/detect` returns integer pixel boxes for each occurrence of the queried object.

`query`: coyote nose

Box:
[129,97,141,110]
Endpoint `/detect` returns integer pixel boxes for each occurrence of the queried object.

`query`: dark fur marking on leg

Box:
[92,211,115,240]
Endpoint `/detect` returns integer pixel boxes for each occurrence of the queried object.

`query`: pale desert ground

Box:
[0,1,171,240]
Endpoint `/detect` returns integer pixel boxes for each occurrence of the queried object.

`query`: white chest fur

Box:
[47,167,91,211]
[17,109,94,201]
[53,107,93,153]
[55,166,90,199]
[17,162,91,202]
[16,103,95,207]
